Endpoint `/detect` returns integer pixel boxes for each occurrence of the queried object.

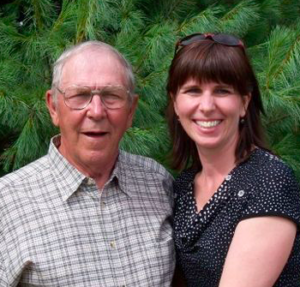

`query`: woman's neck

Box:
[197,137,238,182]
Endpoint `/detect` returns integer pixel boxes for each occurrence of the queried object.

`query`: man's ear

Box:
[126,94,139,129]
[241,93,251,117]
[46,90,60,127]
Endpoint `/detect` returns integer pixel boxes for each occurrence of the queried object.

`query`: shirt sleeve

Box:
[0,218,9,286]
[161,171,174,209]
[241,158,300,228]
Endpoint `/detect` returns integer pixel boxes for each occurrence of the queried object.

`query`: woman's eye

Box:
[185,88,201,95]
[215,88,231,95]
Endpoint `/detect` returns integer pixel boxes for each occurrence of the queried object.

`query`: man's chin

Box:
[83,149,118,164]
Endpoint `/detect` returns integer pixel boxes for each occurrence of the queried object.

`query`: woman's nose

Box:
[198,92,215,113]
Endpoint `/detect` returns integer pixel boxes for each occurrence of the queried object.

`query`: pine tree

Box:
[0,0,300,180]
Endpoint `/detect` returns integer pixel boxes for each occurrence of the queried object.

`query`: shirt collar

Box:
[110,151,132,197]
[48,136,86,201]
[48,136,132,201]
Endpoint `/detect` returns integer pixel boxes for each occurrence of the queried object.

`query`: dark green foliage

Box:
[0,0,299,180]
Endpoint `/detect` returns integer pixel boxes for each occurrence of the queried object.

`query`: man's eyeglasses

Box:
[56,85,130,110]
[175,33,245,55]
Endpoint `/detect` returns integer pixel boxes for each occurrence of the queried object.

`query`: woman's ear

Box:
[241,93,251,117]
[171,93,179,116]
[170,92,175,102]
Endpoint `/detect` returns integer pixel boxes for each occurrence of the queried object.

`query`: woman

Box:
[167,33,300,286]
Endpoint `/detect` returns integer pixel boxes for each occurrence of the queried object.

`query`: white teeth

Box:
[196,120,221,127]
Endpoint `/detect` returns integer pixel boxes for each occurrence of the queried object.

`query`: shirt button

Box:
[238,190,245,197]
[226,175,232,181]
[110,241,116,249]
[101,201,106,208]
[86,177,95,186]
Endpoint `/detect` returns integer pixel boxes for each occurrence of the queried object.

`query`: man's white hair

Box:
[51,41,135,103]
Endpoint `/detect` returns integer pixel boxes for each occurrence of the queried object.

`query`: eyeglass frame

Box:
[55,85,131,110]
[174,33,245,55]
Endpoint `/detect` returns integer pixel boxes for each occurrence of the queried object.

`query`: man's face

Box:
[46,49,137,174]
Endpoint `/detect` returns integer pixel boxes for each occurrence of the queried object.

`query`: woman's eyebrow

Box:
[181,84,200,89]
[214,84,233,89]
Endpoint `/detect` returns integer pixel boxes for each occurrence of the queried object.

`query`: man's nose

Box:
[87,94,107,119]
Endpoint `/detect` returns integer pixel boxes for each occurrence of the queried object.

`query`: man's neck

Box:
[71,154,118,190]
[56,138,118,190]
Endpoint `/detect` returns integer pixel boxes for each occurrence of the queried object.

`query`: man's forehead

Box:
[64,48,121,69]
[60,49,126,86]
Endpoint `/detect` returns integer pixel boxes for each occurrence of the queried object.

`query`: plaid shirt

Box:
[0,137,175,286]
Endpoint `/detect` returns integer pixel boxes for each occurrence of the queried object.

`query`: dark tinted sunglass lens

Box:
[180,34,206,46]
[213,34,240,46]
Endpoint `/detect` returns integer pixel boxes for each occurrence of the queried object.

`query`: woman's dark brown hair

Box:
[166,38,266,171]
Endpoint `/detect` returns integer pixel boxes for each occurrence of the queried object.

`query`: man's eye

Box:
[107,91,122,98]
[74,93,90,98]
[102,92,122,101]
[102,88,127,100]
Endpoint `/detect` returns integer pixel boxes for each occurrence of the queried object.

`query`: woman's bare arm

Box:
[219,216,297,287]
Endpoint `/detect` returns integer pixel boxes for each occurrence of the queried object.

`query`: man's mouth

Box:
[83,131,108,137]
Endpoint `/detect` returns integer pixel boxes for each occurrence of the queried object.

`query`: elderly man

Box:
[0,41,175,286]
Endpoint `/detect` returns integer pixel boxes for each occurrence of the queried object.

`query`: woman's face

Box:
[173,79,250,153]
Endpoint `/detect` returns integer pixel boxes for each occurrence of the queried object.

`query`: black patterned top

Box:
[174,148,300,286]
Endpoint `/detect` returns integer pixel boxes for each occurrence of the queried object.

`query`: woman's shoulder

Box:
[241,148,300,226]
[175,168,198,184]
[247,148,298,184]
[173,168,198,197]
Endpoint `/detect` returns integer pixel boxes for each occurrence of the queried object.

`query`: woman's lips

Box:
[195,120,222,128]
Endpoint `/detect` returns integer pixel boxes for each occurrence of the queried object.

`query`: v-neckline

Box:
[191,165,238,215]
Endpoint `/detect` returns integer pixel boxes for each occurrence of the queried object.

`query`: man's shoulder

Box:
[0,155,49,189]
[119,150,171,177]
[118,151,174,203]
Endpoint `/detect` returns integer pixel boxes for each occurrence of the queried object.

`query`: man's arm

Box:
[0,220,9,286]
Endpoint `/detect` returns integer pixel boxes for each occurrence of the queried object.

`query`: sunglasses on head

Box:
[175,33,245,55]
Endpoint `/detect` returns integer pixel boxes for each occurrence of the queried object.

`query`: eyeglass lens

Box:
[64,86,128,110]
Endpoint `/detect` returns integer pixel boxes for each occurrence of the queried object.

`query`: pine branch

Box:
[24,0,57,31]
[0,0,300,178]
[265,114,289,126]
[164,0,186,19]
[272,35,300,84]
[219,0,260,36]
[134,21,177,74]
[264,26,293,90]
[178,5,223,35]
[75,0,100,42]
[133,98,165,128]
[1,99,55,171]
[120,123,170,161]
[0,91,30,130]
